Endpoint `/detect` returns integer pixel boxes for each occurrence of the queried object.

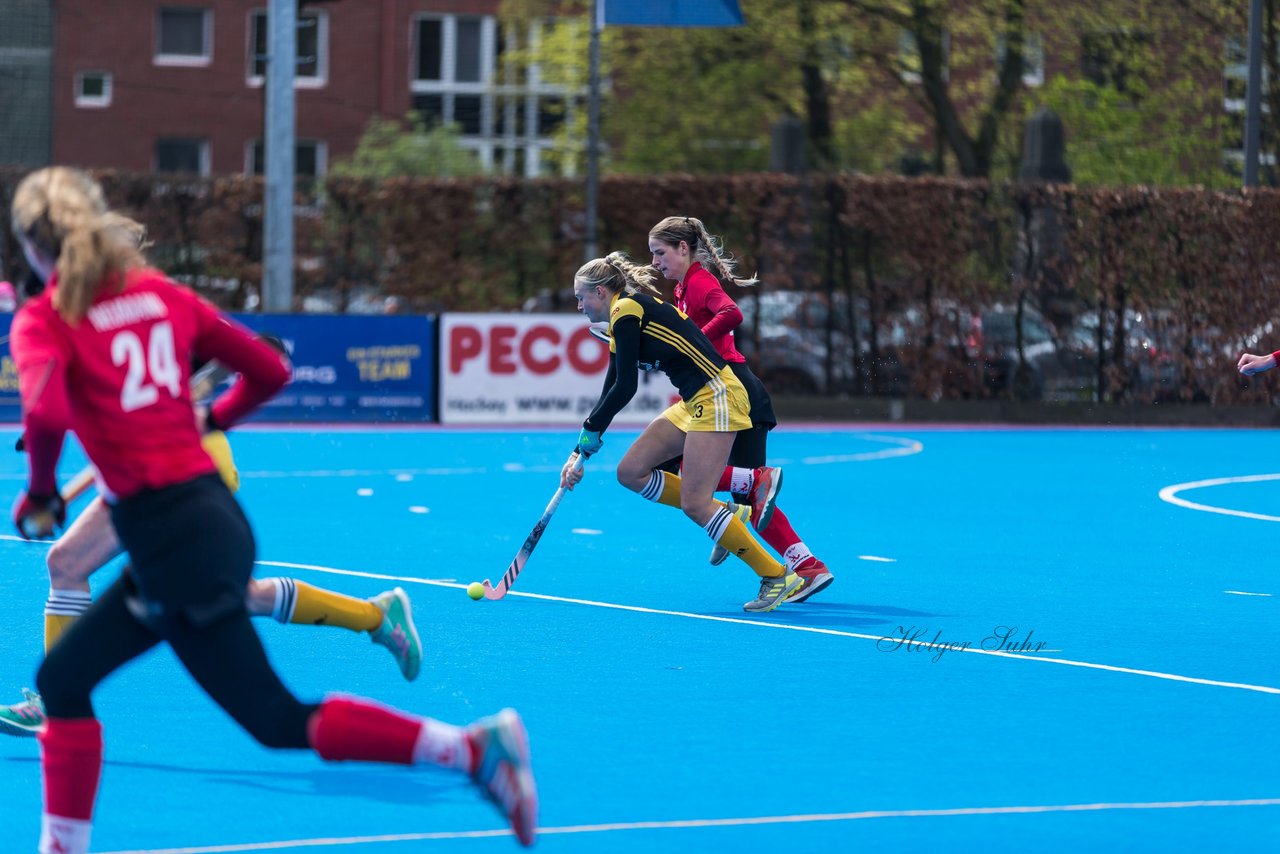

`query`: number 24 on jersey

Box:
[112,321,182,412]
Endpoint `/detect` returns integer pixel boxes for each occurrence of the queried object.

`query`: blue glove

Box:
[576,427,604,458]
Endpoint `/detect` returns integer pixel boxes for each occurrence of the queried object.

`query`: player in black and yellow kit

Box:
[560,252,801,612]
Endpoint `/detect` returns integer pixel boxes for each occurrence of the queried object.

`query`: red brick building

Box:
[51,0,573,178]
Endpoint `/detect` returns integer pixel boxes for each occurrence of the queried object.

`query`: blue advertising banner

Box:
[602,0,743,27]
[229,313,437,423]
[0,312,438,424]
[0,312,18,422]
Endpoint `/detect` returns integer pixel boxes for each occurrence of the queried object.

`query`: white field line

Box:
[98,798,1280,853]
[249,560,1280,695]
[2,524,1272,696]
[1159,473,1280,522]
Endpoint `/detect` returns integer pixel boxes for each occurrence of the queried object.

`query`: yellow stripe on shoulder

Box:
[610,297,645,325]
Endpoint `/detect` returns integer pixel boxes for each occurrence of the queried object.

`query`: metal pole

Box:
[584,0,602,261]
[1244,0,1264,188]
[263,0,296,310]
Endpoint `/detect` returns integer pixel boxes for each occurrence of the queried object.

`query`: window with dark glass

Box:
[412,94,445,125]
[455,95,483,135]
[416,19,443,81]
[158,8,208,58]
[156,138,205,174]
[249,10,323,79]
[456,17,483,82]
[249,141,321,177]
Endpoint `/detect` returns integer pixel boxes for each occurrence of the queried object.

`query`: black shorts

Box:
[730,361,777,429]
[726,361,775,469]
[109,473,255,631]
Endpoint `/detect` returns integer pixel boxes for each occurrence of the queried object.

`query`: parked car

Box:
[967,303,1093,401]
[735,290,909,396]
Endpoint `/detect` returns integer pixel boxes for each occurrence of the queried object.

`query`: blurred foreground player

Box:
[10,167,536,852]
[0,422,424,736]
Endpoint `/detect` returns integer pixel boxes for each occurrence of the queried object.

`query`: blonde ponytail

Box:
[11,167,146,323]
[576,252,663,298]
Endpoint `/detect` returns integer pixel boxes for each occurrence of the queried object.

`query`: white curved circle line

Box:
[1159,473,1280,522]
[802,433,924,465]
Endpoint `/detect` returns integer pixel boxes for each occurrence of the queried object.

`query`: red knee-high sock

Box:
[717,466,734,492]
[308,696,422,764]
[40,717,103,821]
[760,506,802,553]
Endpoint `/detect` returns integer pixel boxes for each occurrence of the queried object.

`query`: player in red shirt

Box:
[0,416,426,739]
[648,216,835,603]
[9,167,536,852]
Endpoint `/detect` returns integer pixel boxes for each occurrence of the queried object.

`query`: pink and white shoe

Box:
[467,709,538,847]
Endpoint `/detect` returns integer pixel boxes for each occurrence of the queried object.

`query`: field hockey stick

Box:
[482,453,586,601]
[55,357,236,503]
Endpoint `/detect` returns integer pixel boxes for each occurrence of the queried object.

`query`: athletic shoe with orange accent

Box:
[748,466,783,531]
[467,708,538,847]
[785,559,834,603]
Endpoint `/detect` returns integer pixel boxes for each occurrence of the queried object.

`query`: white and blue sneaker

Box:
[370,587,423,682]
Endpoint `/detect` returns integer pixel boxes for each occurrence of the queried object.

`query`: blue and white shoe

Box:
[0,688,46,737]
[369,587,423,682]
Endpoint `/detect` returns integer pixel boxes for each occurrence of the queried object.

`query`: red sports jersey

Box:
[673,262,746,364]
[11,269,291,500]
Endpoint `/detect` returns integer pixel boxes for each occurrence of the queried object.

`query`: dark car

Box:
[735,290,909,396]
[968,304,1093,401]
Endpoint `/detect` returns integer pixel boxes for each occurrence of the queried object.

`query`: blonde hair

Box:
[575,251,662,298]
[10,167,147,323]
[649,215,758,287]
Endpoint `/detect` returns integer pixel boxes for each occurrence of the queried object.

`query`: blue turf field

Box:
[0,424,1277,852]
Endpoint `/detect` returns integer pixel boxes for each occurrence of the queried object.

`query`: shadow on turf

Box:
[704,602,947,628]
[3,755,462,806]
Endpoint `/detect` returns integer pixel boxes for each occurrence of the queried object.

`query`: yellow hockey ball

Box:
[467,582,485,600]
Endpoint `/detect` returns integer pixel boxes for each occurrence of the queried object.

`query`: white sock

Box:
[412,719,471,771]
[729,467,754,495]
[40,815,92,854]
[45,588,91,619]
[264,578,296,623]
[783,543,815,572]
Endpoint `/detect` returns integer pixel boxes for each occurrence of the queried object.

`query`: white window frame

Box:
[897,29,950,85]
[155,138,211,176]
[410,14,496,132]
[1223,35,1275,167]
[74,70,112,108]
[245,8,329,89]
[244,138,328,178]
[410,14,581,177]
[997,32,1044,87]
[155,7,213,67]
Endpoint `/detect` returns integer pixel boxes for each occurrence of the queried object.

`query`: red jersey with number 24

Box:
[11,268,290,501]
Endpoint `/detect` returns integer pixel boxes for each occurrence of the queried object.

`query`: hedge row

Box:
[3,168,1280,405]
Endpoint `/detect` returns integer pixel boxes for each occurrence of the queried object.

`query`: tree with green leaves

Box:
[502,0,1250,186]
[328,112,482,179]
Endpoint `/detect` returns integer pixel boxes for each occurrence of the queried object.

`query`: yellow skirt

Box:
[661,365,753,433]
